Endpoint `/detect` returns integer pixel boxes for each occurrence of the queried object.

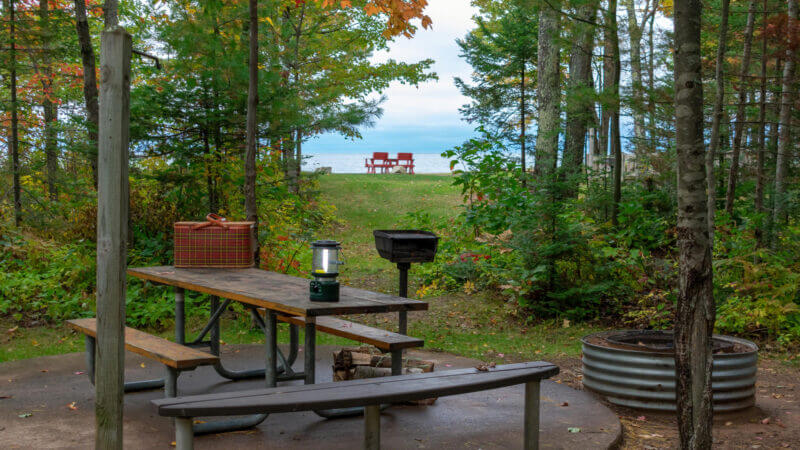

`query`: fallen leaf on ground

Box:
[7,326,18,334]
[170,441,176,447]
[567,427,581,433]
[68,402,77,411]
[475,362,496,372]
[140,363,146,368]
[40,370,48,373]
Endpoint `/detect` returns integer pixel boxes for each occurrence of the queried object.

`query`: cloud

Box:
[306,0,478,154]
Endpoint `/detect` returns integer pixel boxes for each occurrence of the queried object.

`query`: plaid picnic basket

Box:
[173,214,255,268]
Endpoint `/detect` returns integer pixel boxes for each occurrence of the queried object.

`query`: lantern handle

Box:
[333,247,345,266]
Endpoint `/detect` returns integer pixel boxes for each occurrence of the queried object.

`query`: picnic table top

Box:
[127,266,428,317]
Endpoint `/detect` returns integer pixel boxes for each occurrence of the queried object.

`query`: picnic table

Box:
[124,266,428,432]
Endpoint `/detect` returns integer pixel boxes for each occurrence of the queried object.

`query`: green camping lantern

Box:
[309,240,343,302]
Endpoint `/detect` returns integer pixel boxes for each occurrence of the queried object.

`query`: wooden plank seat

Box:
[154,361,559,450]
[270,313,423,352]
[258,309,423,376]
[396,152,415,174]
[67,318,218,396]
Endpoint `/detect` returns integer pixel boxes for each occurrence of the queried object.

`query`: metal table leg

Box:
[265,310,277,388]
[310,317,389,419]
[193,302,273,435]
[248,307,302,381]
[175,287,186,344]
[304,318,316,385]
[208,296,270,380]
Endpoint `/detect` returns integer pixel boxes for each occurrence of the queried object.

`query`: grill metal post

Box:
[175,287,185,344]
[397,262,410,368]
[397,262,410,298]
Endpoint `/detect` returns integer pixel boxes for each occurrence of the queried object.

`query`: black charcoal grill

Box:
[373,230,439,298]
[373,229,439,337]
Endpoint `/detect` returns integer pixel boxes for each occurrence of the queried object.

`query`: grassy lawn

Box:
[2,173,601,364]
[319,173,462,292]
[320,173,602,362]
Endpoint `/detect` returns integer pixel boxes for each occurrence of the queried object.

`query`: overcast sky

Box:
[304,0,479,155]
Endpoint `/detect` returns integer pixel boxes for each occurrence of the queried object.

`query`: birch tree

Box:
[674,0,715,447]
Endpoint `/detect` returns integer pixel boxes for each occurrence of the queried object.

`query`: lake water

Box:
[302,153,454,174]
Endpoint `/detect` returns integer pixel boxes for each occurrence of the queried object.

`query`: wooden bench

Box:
[396,152,415,174]
[67,318,219,397]
[259,310,424,375]
[153,361,558,450]
[365,152,395,174]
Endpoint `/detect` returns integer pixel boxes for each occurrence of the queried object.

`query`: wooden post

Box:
[363,404,381,450]
[95,27,131,450]
[524,381,540,450]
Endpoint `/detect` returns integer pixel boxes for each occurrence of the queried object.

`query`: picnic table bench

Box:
[364,152,395,174]
[262,311,424,375]
[67,318,219,396]
[154,361,559,450]
[396,152,415,174]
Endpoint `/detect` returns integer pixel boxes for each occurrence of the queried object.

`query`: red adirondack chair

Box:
[365,152,394,174]
[397,153,415,174]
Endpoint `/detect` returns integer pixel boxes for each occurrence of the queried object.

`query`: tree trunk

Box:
[600,2,614,176]
[772,0,798,244]
[295,129,302,193]
[609,0,622,226]
[74,0,100,188]
[755,0,768,248]
[674,1,715,448]
[520,67,527,185]
[103,0,118,28]
[706,0,730,244]
[7,0,21,227]
[244,0,260,266]
[724,0,757,216]
[535,0,561,175]
[563,1,596,194]
[624,0,646,157]
[41,0,58,201]
[647,1,657,151]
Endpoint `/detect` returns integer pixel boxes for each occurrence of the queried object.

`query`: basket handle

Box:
[190,213,230,230]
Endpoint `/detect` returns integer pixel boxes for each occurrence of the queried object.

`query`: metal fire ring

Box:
[581,330,758,412]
